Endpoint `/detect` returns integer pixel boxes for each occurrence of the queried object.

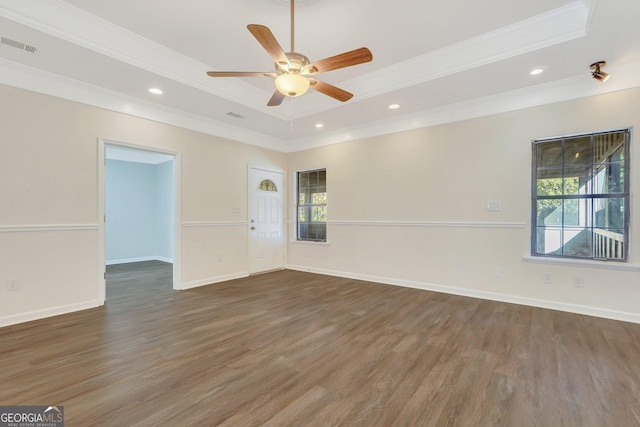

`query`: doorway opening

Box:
[98,139,181,304]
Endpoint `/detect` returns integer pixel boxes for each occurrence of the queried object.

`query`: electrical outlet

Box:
[543,273,552,284]
[573,277,584,288]
[495,267,502,277]
[7,278,19,291]
[217,254,223,262]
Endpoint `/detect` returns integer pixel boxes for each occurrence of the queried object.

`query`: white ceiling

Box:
[1,0,639,152]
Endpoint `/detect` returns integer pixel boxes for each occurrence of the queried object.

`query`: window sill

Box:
[523,255,640,271]
[289,240,330,246]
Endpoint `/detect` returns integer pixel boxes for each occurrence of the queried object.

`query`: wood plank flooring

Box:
[2,262,640,426]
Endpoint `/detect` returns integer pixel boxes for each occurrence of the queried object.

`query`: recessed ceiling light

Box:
[388,104,400,110]
[529,67,547,76]
[315,123,324,128]
[148,88,163,95]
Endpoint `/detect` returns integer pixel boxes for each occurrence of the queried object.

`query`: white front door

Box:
[248,167,285,274]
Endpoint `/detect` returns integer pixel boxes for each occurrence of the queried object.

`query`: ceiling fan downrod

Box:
[290,0,295,52]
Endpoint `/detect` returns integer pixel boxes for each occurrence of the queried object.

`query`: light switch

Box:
[486,201,502,211]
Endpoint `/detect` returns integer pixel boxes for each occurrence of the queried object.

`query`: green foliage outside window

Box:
[536,177,580,224]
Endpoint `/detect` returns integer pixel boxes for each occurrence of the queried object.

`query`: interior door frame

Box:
[97,138,182,304]
[248,165,287,275]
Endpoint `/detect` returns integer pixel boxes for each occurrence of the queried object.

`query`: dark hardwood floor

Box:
[2,263,640,426]
[105,260,173,301]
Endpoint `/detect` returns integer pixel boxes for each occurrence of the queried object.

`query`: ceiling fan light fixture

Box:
[275,73,310,97]
[590,61,609,82]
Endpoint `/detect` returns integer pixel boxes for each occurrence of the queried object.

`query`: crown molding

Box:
[0,0,283,118]
[0,58,288,150]
[3,56,639,154]
[286,60,640,152]
[3,0,635,154]
[284,0,595,119]
[0,0,594,122]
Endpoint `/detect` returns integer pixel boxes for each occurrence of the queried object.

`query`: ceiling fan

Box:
[206,0,373,106]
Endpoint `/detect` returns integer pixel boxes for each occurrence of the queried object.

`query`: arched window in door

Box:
[259,179,278,192]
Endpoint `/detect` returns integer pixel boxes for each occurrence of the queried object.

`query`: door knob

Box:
[250,226,256,230]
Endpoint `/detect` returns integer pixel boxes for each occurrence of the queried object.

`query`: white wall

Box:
[0,84,286,326]
[156,160,175,260]
[105,159,174,264]
[2,82,639,327]
[287,87,640,323]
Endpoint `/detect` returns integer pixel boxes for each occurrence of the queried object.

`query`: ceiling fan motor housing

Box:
[276,52,311,74]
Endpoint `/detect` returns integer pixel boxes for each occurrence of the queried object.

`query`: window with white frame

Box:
[297,169,327,241]
[532,129,630,261]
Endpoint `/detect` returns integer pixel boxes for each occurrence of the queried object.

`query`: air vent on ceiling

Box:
[226,112,245,119]
[1,37,38,54]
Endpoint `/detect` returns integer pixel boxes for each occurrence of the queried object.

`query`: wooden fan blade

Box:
[304,47,372,74]
[267,91,285,107]
[207,71,276,77]
[247,24,290,67]
[308,78,353,102]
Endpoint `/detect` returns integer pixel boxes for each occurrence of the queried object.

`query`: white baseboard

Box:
[0,300,101,328]
[286,264,640,324]
[180,271,249,290]
[106,256,173,265]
